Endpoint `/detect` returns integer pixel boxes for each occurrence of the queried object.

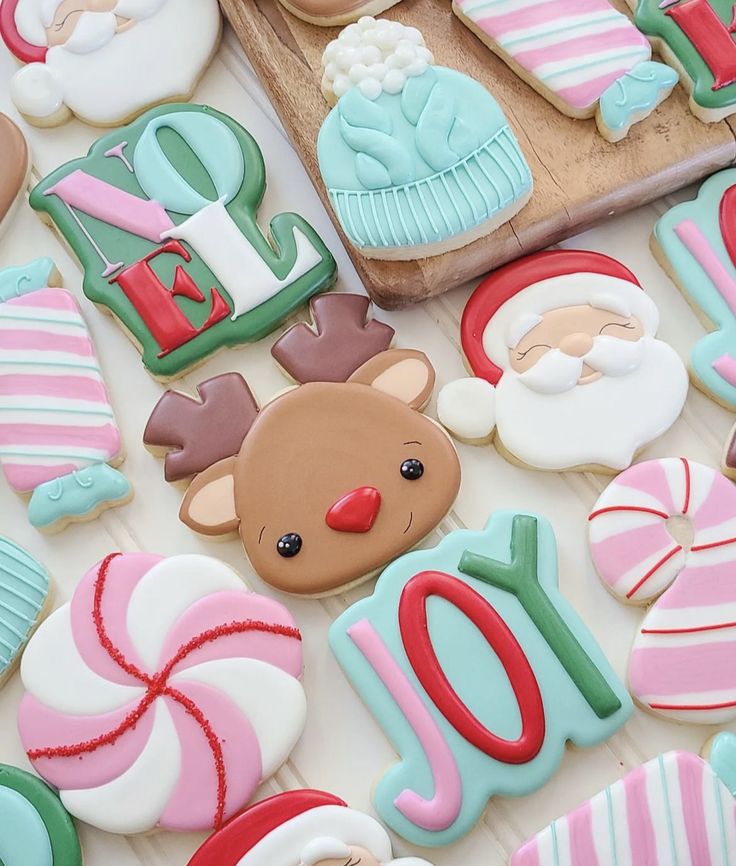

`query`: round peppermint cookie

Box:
[17,552,307,834]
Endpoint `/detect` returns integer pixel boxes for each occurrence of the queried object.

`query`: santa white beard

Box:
[495,337,688,471]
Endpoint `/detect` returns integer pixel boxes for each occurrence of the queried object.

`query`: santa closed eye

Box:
[437,250,689,473]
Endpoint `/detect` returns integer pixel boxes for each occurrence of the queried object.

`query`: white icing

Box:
[437,377,496,441]
[300,837,351,865]
[506,312,542,349]
[10,63,65,120]
[590,291,631,318]
[14,0,61,45]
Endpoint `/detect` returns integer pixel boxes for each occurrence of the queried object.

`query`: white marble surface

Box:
[0,22,734,866]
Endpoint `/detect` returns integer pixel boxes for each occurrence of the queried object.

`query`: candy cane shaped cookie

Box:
[589,457,736,723]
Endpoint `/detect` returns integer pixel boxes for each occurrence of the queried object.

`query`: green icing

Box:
[28,463,131,529]
[598,60,679,132]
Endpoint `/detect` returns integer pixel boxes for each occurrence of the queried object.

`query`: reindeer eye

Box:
[276,533,302,558]
[400,458,424,480]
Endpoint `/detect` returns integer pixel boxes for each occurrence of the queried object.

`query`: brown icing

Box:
[726,425,736,469]
[279,0,368,17]
[272,294,394,384]
[349,348,435,410]
[0,114,29,225]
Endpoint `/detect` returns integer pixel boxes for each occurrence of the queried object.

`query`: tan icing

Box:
[180,456,239,535]
[349,349,436,410]
[369,358,430,404]
[0,115,29,223]
[280,0,367,15]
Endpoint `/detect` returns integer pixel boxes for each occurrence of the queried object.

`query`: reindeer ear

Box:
[179,457,240,536]
[349,349,436,410]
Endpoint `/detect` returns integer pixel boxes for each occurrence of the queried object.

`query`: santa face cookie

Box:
[0,763,81,866]
[0,0,222,127]
[453,0,678,143]
[437,250,689,473]
[31,104,337,381]
[330,511,632,847]
[18,552,307,835]
[653,169,736,410]
[0,258,131,531]
[628,0,736,123]
[144,294,461,597]
[187,789,433,866]
[511,734,736,865]
[590,457,736,724]
[0,113,30,237]
[317,17,533,261]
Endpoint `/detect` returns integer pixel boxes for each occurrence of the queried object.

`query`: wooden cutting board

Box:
[219,0,736,309]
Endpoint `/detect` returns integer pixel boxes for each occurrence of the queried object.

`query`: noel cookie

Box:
[454,0,678,143]
[187,789,433,866]
[144,294,461,596]
[18,551,307,834]
[627,0,736,123]
[329,511,632,846]
[511,733,736,865]
[276,0,403,26]
[30,103,337,381]
[0,0,221,127]
[0,113,30,236]
[0,762,81,866]
[317,17,533,261]
[0,258,131,531]
[652,169,736,410]
[436,250,689,473]
[590,457,736,724]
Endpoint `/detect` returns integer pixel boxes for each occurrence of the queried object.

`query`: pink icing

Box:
[674,219,736,316]
[625,765,658,864]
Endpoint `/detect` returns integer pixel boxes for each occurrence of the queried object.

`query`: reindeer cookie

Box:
[144,294,461,596]
[0,114,29,237]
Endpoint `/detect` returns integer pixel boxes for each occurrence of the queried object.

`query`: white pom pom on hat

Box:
[10,62,67,121]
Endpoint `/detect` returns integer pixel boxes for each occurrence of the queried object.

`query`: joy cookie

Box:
[144,293,461,597]
[454,0,678,143]
[18,551,307,834]
[437,250,689,473]
[30,104,337,381]
[653,169,736,410]
[511,733,736,865]
[317,17,533,261]
[0,0,221,127]
[187,789,433,866]
[0,258,131,531]
[0,762,81,866]
[628,0,736,123]
[329,511,632,847]
[0,113,30,237]
[590,457,736,724]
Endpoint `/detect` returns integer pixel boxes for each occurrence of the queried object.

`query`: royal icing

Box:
[511,737,736,865]
[653,169,736,409]
[0,0,221,127]
[317,17,532,259]
[0,113,29,233]
[453,0,678,141]
[17,552,307,834]
[0,259,131,530]
[145,295,461,596]
[631,0,736,123]
[277,0,403,26]
[0,762,81,866]
[329,511,632,847]
[436,250,689,472]
[590,457,736,724]
[30,104,337,380]
[187,789,433,866]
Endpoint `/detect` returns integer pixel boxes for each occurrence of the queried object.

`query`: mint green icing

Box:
[599,61,678,133]
[709,732,736,797]
[0,536,48,676]
[0,259,54,302]
[28,463,131,529]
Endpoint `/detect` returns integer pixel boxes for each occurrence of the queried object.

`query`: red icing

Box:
[681,456,692,515]
[398,571,545,764]
[325,485,382,533]
[460,250,641,385]
[720,185,736,270]
[667,0,736,91]
[588,506,670,521]
[0,0,47,64]
[625,546,683,600]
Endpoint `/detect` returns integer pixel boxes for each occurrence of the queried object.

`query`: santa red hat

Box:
[461,250,656,385]
[0,0,60,62]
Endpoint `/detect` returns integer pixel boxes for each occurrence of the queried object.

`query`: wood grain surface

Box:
[220,0,736,309]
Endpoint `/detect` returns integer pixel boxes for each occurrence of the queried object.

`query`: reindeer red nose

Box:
[325,486,382,533]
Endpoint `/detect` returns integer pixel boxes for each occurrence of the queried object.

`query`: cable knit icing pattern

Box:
[17,552,307,835]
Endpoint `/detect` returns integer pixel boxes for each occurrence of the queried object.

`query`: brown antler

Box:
[271,293,395,383]
[143,373,259,482]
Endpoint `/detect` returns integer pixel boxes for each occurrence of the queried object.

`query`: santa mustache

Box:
[518,334,646,395]
[59,0,166,55]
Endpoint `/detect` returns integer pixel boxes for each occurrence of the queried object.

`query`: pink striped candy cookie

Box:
[589,457,736,723]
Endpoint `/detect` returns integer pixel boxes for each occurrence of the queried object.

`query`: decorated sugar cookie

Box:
[628,0,736,123]
[30,103,337,381]
[454,0,678,143]
[144,293,461,597]
[511,733,736,865]
[0,0,221,127]
[18,551,307,834]
[590,457,736,724]
[317,17,533,261]
[653,169,736,410]
[437,250,688,473]
[0,763,81,866]
[276,0,403,26]
[187,789,433,866]
[723,422,736,480]
[329,511,632,846]
[0,113,30,236]
[0,259,131,530]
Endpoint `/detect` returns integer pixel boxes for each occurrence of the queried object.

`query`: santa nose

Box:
[325,486,382,533]
[559,332,593,357]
